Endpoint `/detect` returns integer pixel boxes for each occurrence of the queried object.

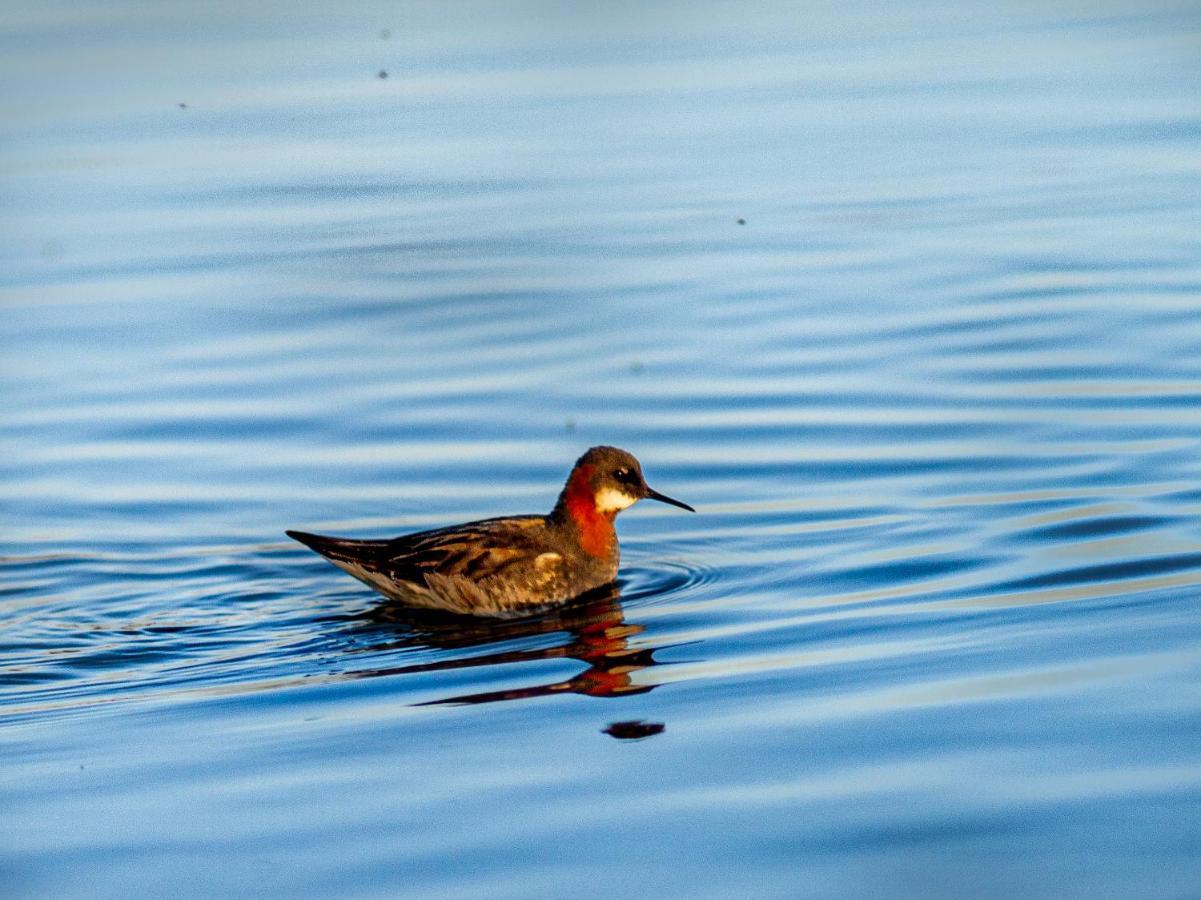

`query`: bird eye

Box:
[615,467,641,486]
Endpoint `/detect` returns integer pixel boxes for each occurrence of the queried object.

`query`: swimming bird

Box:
[287,446,694,617]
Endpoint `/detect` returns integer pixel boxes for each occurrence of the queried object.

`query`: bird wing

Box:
[379,516,549,582]
[288,517,562,614]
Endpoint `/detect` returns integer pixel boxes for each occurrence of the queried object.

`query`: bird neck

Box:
[553,464,616,558]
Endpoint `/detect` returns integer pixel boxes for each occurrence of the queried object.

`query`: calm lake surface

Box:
[3,1,1201,896]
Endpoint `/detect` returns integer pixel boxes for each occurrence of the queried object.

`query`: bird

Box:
[287,446,694,617]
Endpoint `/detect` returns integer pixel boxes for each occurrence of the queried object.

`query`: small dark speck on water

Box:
[178,102,187,109]
[736,218,746,225]
[378,70,388,79]
[604,720,665,740]
[629,361,644,375]
[379,28,391,39]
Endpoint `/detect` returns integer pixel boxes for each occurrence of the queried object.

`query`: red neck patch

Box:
[563,464,615,558]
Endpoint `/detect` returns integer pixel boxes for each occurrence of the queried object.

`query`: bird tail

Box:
[285,530,389,567]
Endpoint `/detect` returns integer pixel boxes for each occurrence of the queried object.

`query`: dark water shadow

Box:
[334,585,671,712]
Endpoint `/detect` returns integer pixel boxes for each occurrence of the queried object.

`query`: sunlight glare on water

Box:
[3,1,1201,897]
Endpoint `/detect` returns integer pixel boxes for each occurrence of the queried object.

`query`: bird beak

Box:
[644,486,695,512]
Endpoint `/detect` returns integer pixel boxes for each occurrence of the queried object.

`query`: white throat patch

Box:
[594,487,639,513]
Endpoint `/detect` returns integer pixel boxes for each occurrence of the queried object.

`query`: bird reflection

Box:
[603,720,666,740]
[337,584,666,708]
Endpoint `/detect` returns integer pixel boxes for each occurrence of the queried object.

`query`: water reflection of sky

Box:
[4,1,1201,897]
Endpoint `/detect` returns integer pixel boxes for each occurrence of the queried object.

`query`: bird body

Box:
[287,446,692,617]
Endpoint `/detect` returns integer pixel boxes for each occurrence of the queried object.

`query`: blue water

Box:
[4,1,1201,896]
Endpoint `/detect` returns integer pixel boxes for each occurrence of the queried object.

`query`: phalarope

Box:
[287,446,693,617]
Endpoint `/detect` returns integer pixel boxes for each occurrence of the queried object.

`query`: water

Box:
[3,1,1201,896]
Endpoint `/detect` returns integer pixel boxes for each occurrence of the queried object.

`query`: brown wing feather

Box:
[380,516,548,582]
[289,516,575,614]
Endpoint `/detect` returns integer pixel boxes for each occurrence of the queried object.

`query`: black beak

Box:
[644,486,695,512]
